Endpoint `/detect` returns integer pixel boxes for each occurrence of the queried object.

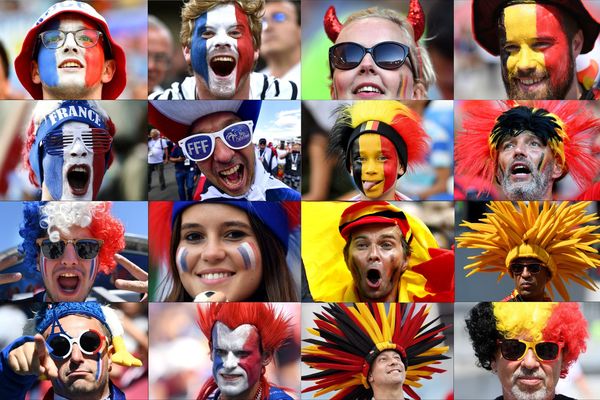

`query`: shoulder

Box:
[149,77,196,100]
[249,73,298,100]
[267,386,294,400]
[265,186,301,201]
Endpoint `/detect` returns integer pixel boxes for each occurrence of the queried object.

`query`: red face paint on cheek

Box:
[238,330,262,387]
[380,136,399,192]
[91,153,106,198]
[535,5,570,90]
[234,4,255,85]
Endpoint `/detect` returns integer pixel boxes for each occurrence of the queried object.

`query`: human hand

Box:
[8,334,58,379]
[113,254,148,301]
[0,255,21,285]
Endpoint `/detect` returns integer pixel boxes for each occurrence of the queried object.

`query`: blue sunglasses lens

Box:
[183,135,214,161]
[223,123,252,148]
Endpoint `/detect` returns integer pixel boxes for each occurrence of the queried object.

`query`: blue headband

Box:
[171,200,290,251]
[35,302,110,336]
[29,100,108,186]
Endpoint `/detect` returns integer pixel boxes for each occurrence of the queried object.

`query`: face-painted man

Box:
[24,100,115,201]
[472,0,600,100]
[1,302,142,400]
[197,302,295,400]
[14,1,126,100]
[329,100,429,201]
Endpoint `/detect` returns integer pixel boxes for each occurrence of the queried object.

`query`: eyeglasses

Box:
[329,41,414,74]
[47,329,106,360]
[179,121,253,162]
[42,128,113,156]
[498,339,564,362]
[509,263,544,275]
[39,29,103,50]
[36,238,104,260]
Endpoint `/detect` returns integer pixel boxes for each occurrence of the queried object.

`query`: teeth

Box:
[212,56,235,63]
[519,77,542,85]
[357,86,382,93]
[61,62,81,68]
[72,166,87,173]
[200,272,233,280]
[220,165,240,176]
[59,273,77,278]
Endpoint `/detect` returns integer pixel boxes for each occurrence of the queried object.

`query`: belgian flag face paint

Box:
[500,3,573,99]
[350,133,400,199]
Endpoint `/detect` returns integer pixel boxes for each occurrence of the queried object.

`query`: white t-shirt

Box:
[148,138,168,164]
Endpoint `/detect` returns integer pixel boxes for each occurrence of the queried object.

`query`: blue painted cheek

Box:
[38,47,59,87]
[212,328,224,379]
[42,154,64,200]
[190,13,209,83]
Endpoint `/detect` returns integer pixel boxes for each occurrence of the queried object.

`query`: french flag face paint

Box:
[211,322,263,397]
[190,3,255,98]
[237,242,257,270]
[37,15,106,94]
[176,247,189,273]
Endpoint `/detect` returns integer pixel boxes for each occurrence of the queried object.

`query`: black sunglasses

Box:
[36,238,103,260]
[47,329,105,359]
[498,339,563,362]
[329,41,414,74]
[509,263,544,275]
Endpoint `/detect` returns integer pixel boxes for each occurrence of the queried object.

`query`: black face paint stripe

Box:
[351,139,363,192]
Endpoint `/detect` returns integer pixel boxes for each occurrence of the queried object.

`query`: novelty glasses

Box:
[42,128,113,156]
[498,339,564,362]
[47,329,106,360]
[39,29,103,49]
[36,238,104,260]
[179,120,254,162]
[509,263,544,275]
[329,41,413,72]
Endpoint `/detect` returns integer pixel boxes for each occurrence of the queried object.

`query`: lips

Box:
[59,59,84,69]
[210,55,237,77]
[217,163,245,192]
[353,83,385,98]
[366,268,382,288]
[67,164,91,196]
[363,180,382,191]
[56,272,81,294]
[196,270,236,285]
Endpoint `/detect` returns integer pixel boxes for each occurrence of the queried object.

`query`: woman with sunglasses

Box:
[324,1,435,100]
[15,201,147,302]
[150,200,299,302]
[465,302,588,400]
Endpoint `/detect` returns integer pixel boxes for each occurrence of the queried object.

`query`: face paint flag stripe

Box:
[238,242,256,270]
[191,11,209,83]
[176,247,189,273]
[89,258,96,280]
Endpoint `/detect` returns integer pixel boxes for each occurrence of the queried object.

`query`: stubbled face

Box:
[44,315,111,400]
[186,3,257,99]
[332,18,416,100]
[493,336,562,400]
[346,224,408,302]
[368,350,406,391]
[260,1,300,57]
[350,134,402,200]
[32,14,114,99]
[176,203,262,301]
[40,226,99,302]
[211,322,265,397]
[192,112,255,196]
[511,257,550,301]
[495,131,562,200]
[41,121,105,201]
[499,3,576,99]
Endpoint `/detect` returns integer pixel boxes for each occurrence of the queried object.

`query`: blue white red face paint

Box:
[237,242,257,270]
[190,3,255,97]
[176,247,189,273]
[37,15,106,95]
[211,322,263,397]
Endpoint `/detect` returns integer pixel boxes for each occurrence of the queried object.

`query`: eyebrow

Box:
[180,221,251,230]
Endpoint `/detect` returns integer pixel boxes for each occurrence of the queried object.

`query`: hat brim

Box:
[472,0,600,55]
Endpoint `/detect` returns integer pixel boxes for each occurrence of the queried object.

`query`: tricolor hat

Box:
[148,100,262,143]
[14,0,127,99]
[339,201,411,242]
[472,0,600,56]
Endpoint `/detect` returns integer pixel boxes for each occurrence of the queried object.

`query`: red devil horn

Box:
[407,0,425,41]
[324,6,343,42]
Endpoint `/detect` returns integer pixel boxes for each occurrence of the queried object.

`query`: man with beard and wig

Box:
[24,100,115,201]
[0,302,142,400]
[472,0,600,100]
[457,201,600,301]
[14,0,126,100]
[150,0,298,100]
[196,302,295,400]
[465,302,588,400]
[455,100,600,200]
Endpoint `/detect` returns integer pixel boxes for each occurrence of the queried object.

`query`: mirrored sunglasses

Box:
[39,29,103,49]
[498,339,563,362]
[47,329,105,359]
[329,41,412,72]
[179,120,253,162]
[509,263,543,275]
[36,238,104,260]
[42,128,112,156]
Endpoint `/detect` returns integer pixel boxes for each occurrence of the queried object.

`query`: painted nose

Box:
[514,47,537,74]
[363,157,378,174]
[222,352,239,369]
[69,138,89,158]
[63,32,79,52]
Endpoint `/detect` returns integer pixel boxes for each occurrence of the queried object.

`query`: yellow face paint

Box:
[350,133,399,199]
[503,4,546,80]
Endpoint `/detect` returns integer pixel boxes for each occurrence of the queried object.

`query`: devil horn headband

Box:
[324,0,425,42]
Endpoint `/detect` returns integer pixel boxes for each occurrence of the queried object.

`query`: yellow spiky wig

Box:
[457,201,600,300]
[329,101,429,174]
[302,303,450,400]
[465,302,588,379]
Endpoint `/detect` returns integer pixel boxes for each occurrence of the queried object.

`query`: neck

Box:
[372,385,404,400]
[54,381,110,400]
[220,380,261,400]
[565,78,580,100]
[264,48,300,78]
[42,86,102,100]
[195,75,251,100]
[502,387,554,400]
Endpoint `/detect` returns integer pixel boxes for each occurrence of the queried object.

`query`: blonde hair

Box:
[180,0,264,49]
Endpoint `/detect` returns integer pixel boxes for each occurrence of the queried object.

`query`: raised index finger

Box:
[114,254,148,281]
[34,334,57,379]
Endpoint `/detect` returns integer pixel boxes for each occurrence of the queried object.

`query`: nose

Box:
[363,157,377,175]
[514,47,537,74]
[520,266,532,278]
[521,348,541,370]
[68,138,89,158]
[63,32,79,52]
[358,53,377,74]
[201,238,227,264]
[222,352,239,369]
[212,138,235,164]
[69,343,85,364]
[61,242,79,267]
[367,244,381,262]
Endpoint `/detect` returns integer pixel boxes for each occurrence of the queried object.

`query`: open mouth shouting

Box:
[366,268,382,289]
[209,54,237,78]
[67,164,91,196]
[353,83,385,98]
[509,161,533,181]
[216,163,247,194]
[54,271,83,297]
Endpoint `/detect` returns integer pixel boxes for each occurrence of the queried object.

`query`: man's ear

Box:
[183,45,192,65]
[400,257,409,274]
[551,160,564,180]
[262,350,272,366]
[31,60,41,84]
[101,60,116,83]
[572,29,584,58]
[107,344,114,372]
[253,49,259,64]
[412,81,427,100]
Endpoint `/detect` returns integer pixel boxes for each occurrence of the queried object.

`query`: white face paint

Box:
[61,121,94,200]
[206,5,239,98]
